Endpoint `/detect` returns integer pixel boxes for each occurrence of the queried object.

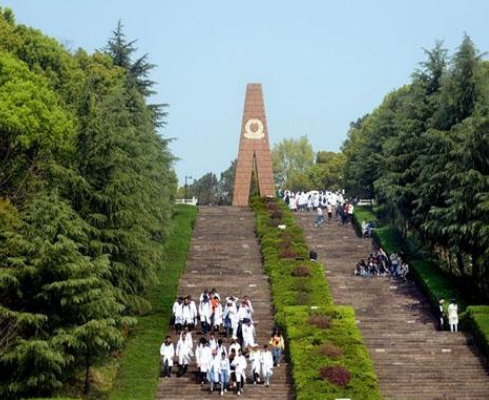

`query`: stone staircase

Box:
[296,212,489,400]
[157,207,294,400]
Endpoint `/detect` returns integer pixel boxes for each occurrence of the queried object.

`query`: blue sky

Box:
[2,0,489,185]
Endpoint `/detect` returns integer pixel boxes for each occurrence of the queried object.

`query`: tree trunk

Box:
[84,351,90,396]
[456,252,466,277]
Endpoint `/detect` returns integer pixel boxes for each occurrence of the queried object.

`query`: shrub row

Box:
[252,197,382,400]
[465,306,489,361]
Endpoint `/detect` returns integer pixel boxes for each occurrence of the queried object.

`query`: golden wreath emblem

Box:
[244,118,265,139]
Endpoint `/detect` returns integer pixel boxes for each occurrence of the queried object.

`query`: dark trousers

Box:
[163,359,172,377]
[177,364,188,377]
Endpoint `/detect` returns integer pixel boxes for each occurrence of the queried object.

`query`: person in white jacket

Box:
[223,300,239,338]
[172,297,184,334]
[199,296,212,334]
[196,338,212,385]
[260,344,274,387]
[249,345,262,384]
[176,332,193,377]
[232,348,247,396]
[243,295,254,315]
[241,318,256,349]
[448,299,459,332]
[237,300,252,323]
[228,338,240,358]
[182,297,197,331]
[208,353,221,392]
[160,336,175,378]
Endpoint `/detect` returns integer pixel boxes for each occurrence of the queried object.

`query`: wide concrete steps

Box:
[295,212,489,400]
[157,207,295,400]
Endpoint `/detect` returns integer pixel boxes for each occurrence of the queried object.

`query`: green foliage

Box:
[342,35,489,299]
[464,306,489,362]
[109,205,197,400]
[252,197,382,400]
[307,151,346,191]
[0,9,177,399]
[272,135,314,189]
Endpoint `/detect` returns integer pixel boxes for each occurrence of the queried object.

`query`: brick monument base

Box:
[232,84,275,206]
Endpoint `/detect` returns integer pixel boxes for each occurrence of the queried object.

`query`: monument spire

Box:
[232,83,275,206]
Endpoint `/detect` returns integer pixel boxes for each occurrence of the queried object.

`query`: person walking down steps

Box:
[260,344,274,387]
[160,336,175,378]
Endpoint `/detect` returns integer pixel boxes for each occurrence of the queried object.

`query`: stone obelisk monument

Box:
[232,84,275,206]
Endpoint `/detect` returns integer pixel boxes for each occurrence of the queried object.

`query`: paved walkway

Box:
[296,212,489,400]
[157,207,294,400]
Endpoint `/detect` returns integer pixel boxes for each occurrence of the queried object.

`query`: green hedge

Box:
[464,306,489,361]
[108,205,197,400]
[252,197,382,400]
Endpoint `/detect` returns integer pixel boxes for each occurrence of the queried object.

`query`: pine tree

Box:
[0,192,125,398]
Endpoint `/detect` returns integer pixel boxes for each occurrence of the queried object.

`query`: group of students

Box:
[281,190,345,212]
[170,289,258,339]
[314,201,355,227]
[161,288,286,396]
[354,249,409,279]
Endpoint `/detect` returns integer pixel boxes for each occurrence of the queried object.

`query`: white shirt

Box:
[196,345,212,372]
[160,342,175,366]
[448,303,458,324]
[242,323,256,348]
[229,342,241,356]
[176,338,193,365]
[249,349,261,372]
[260,350,274,375]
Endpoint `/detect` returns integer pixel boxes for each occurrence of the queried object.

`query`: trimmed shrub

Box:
[309,315,332,329]
[292,265,311,277]
[320,366,352,387]
[280,249,298,259]
[318,342,343,360]
[296,291,310,305]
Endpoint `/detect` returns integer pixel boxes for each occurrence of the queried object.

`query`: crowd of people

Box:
[279,189,358,227]
[160,289,285,396]
[354,248,409,280]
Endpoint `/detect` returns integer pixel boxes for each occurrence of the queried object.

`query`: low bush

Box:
[252,197,382,400]
[291,265,311,277]
[320,365,352,387]
[309,315,332,329]
[318,343,343,360]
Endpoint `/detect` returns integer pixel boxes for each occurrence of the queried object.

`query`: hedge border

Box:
[252,197,382,400]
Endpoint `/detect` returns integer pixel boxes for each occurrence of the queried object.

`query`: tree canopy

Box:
[341,34,489,299]
[0,8,176,398]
